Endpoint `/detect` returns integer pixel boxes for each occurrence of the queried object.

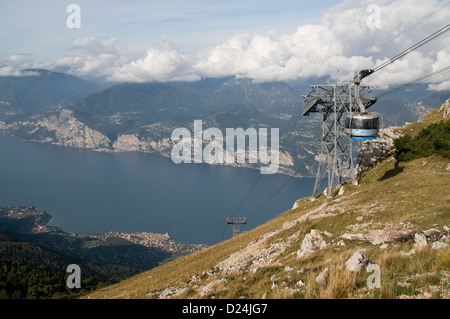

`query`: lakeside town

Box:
[0,206,206,265]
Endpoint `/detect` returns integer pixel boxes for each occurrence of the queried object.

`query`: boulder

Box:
[414,233,428,248]
[297,229,328,258]
[432,241,448,250]
[345,251,371,272]
[315,267,329,285]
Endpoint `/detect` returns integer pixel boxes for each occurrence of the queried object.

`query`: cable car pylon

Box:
[226,217,247,237]
[301,70,380,198]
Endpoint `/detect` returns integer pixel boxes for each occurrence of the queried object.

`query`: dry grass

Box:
[304,267,358,299]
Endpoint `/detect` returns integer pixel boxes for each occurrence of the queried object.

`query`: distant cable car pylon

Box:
[226,217,247,237]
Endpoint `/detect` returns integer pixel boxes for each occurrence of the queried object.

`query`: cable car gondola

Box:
[344,112,381,140]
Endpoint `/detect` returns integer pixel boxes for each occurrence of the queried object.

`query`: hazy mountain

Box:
[0,69,101,121]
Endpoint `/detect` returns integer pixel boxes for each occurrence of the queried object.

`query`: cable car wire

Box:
[372,22,450,73]
[219,107,305,241]
[377,65,450,99]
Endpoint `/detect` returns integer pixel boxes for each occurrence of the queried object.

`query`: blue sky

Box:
[0,0,449,90]
[0,0,342,60]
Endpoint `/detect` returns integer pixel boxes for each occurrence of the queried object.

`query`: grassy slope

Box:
[84,107,450,299]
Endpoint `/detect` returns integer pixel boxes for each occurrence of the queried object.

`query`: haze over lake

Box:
[0,132,317,245]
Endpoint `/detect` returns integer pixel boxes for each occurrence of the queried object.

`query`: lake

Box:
[0,132,318,245]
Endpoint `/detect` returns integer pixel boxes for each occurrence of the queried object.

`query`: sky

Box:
[0,0,450,90]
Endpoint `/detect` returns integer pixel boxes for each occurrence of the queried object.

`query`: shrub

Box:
[394,120,450,161]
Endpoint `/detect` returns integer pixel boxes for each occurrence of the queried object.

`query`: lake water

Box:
[0,132,318,245]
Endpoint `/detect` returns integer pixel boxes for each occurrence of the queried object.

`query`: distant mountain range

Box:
[0,69,449,177]
[0,69,102,120]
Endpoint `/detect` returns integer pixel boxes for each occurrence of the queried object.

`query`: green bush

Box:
[394,120,450,161]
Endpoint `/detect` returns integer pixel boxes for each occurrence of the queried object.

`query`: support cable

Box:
[372,23,450,73]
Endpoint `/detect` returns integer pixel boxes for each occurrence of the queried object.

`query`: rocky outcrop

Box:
[355,127,402,177]
[112,134,172,154]
[296,229,331,259]
[439,98,450,118]
[4,109,112,150]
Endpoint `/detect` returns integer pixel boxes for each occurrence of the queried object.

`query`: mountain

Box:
[0,69,101,121]
[83,101,450,299]
[0,70,447,177]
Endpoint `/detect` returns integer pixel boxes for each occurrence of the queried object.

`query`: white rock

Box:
[315,267,329,285]
[438,98,450,118]
[432,241,448,250]
[284,266,294,272]
[296,280,305,287]
[200,279,227,297]
[371,238,385,245]
[401,249,416,257]
[340,233,365,241]
[336,240,346,246]
[345,251,370,272]
[297,229,328,258]
[414,233,428,248]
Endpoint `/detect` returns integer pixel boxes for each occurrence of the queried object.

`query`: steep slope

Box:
[85,101,450,299]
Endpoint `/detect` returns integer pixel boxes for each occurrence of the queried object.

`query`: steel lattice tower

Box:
[301,71,377,197]
[226,217,247,237]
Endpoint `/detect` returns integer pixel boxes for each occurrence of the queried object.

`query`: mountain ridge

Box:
[1,69,448,178]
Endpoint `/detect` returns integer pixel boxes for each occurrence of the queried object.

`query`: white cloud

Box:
[0,65,27,76]
[107,46,198,82]
[2,0,449,91]
[0,56,41,76]
[53,37,130,79]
